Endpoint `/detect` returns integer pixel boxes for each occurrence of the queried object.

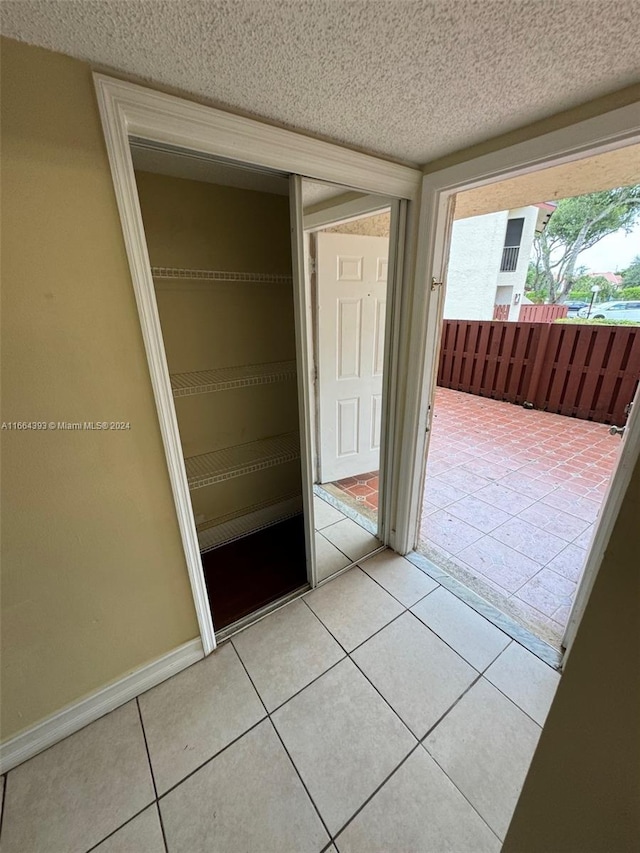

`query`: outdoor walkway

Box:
[334,388,620,648]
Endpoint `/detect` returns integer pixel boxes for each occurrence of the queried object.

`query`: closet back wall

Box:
[134,172,301,537]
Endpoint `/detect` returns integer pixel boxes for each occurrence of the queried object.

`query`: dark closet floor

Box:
[201,514,308,630]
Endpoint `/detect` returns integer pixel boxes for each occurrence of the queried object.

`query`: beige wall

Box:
[135,172,301,526]
[1,38,198,740]
[503,454,640,851]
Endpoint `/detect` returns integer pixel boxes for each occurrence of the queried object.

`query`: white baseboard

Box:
[0,637,204,775]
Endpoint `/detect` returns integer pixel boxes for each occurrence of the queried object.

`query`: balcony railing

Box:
[500,245,520,272]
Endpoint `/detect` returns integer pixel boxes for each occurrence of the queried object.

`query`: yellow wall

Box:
[135,172,301,526]
[0,38,198,740]
[503,454,640,851]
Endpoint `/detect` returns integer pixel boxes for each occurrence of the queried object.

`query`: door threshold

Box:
[406,551,563,670]
[214,584,311,644]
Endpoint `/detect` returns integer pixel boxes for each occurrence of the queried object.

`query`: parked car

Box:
[565,300,589,316]
[577,301,640,321]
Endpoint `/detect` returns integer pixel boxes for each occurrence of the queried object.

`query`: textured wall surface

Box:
[495,206,539,321]
[443,211,507,320]
[1,2,639,163]
[0,39,198,740]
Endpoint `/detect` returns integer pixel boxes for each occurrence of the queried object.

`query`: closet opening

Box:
[131,141,308,634]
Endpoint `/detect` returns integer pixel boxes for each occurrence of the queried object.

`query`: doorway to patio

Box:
[414,157,640,652]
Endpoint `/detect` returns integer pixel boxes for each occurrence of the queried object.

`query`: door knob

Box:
[609,425,625,437]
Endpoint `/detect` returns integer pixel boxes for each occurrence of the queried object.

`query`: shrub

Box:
[555,318,640,326]
[619,286,640,300]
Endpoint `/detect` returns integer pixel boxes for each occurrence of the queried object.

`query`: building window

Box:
[500,217,524,272]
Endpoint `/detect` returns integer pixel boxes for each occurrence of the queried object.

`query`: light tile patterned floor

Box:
[333,388,619,647]
[313,495,380,582]
[0,553,560,853]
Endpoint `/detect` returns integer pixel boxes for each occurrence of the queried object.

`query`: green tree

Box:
[621,255,640,289]
[568,273,617,301]
[530,186,640,303]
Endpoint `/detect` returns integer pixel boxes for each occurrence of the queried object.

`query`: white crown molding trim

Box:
[0,638,203,775]
[94,74,420,200]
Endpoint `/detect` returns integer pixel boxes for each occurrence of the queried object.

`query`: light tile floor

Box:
[332,388,619,647]
[313,495,381,582]
[0,551,560,853]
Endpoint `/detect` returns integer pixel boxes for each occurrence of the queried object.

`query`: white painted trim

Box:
[377,199,407,545]
[93,73,422,640]
[304,194,392,231]
[94,75,217,655]
[562,385,640,660]
[93,75,420,200]
[290,175,318,586]
[391,101,640,658]
[0,639,203,775]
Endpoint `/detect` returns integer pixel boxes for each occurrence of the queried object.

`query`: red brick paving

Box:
[332,387,620,647]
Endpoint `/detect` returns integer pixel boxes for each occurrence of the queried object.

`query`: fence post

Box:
[525,322,552,407]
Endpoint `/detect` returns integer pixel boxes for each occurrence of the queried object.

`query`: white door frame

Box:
[93,73,421,652]
[302,198,405,542]
[392,102,640,660]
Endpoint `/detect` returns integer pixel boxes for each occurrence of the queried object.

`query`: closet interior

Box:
[132,144,307,631]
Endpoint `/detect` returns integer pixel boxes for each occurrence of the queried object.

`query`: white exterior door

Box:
[316,232,388,482]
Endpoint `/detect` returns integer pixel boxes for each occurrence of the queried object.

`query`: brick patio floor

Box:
[332,387,620,649]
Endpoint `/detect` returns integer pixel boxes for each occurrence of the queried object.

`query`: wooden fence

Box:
[518,303,568,322]
[437,320,640,426]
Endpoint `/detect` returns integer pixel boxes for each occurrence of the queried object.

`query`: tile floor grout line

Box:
[479,676,548,730]
[304,570,497,680]
[420,740,504,846]
[155,715,268,802]
[419,671,484,743]
[135,697,171,853]
[155,802,170,853]
[266,655,348,716]
[230,638,334,844]
[300,596,351,656]
[347,648,422,743]
[135,697,159,799]
[356,561,441,610]
[328,741,424,844]
[83,802,157,853]
[265,717,334,844]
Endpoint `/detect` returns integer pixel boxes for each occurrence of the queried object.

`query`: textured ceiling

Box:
[2,0,639,164]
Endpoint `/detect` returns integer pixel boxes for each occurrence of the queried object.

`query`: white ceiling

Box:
[2,0,639,165]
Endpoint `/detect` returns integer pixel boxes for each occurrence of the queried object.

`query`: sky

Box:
[575,221,640,273]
